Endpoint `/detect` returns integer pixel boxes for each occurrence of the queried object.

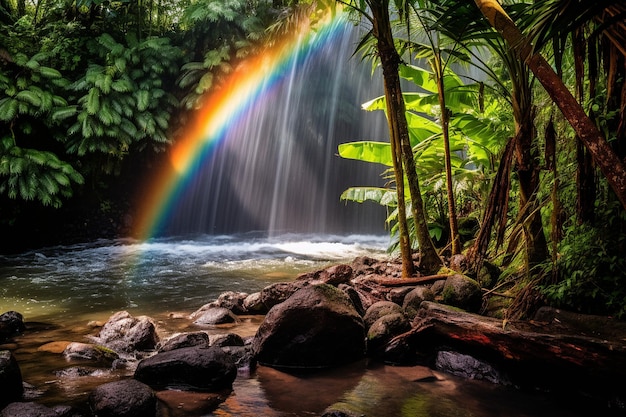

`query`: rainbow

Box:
[133,8,348,240]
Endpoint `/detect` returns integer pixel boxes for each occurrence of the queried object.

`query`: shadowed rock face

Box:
[134,345,237,391]
[251,284,365,369]
[89,379,156,417]
[0,350,23,409]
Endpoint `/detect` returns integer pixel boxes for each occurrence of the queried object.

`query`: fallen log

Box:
[384,301,626,406]
[371,274,451,287]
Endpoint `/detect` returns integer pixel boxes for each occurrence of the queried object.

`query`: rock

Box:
[158,332,209,352]
[362,301,403,328]
[322,410,363,417]
[0,402,57,417]
[0,311,25,343]
[206,291,249,315]
[89,379,156,417]
[297,264,353,286]
[54,367,99,378]
[448,254,467,272]
[38,341,71,354]
[62,342,119,363]
[435,351,504,384]
[242,292,266,314]
[251,284,366,369]
[338,284,366,316]
[385,286,415,304]
[430,279,446,296]
[134,345,236,391]
[191,307,239,326]
[367,313,411,356]
[0,351,23,409]
[259,280,309,310]
[441,274,482,312]
[209,333,244,347]
[221,345,254,373]
[350,256,379,276]
[402,287,435,319]
[93,311,159,353]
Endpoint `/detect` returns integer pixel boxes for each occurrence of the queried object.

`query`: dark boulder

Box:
[242,292,266,314]
[259,280,309,310]
[435,351,505,384]
[0,402,57,417]
[441,274,482,312]
[367,313,411,356]
[0,351,23,409]
[134,345,236,391]
[191,307,239,326]
[402,287,435,319]
[89,379,156,417]
[0,311,25,343]
[209,333,244,347]
[158,332,209,352]
[251,284,365,369]
[297,264,353,286]
[93,311,159,353]
[363,301,403,328]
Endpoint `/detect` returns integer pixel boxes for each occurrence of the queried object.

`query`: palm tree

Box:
[342,0,443,274]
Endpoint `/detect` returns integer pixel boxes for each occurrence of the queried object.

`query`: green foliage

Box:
[0,137,84,207]
[540,204,626,319]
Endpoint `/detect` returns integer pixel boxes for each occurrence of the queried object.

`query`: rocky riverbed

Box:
[1,255,625,416]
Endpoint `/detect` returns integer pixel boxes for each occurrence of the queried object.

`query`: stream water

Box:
[0,234,596,416]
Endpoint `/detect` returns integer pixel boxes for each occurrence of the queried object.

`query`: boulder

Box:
[297,264,353,286]
[242,292,266,314]
[435,351,504,384]
[62,342,119,364]
[158,332,209,352]
[89,379,156,417]
[385,286,415,305]
[259,280,309,310]
[441,274,482,312]
[366,313,411,356]
[93,311,159,353]
[338,284,366,316]
[362,301,403,328]
[0,351,23,409]
[191,307,238,326]
[251,284,365,369]
[0,402,57,417]
[0,311,25,343]
[134,345,236,391]
[208,333,244,347]
[204,291,248,315]
[402,287,435,319]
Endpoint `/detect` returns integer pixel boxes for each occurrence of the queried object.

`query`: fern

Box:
[86,87,100,115]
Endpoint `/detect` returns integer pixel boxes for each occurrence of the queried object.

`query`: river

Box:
[0,234,594,416]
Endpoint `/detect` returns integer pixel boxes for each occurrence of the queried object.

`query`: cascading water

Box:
[160,24,389,237]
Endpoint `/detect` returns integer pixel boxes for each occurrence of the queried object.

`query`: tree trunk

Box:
[370,0,414,277]
[433,54,461,255]
[473,0,626,211]
[369,0,442,274]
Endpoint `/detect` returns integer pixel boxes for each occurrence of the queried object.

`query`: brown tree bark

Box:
[369,0,442,274]
[473,0,626,211]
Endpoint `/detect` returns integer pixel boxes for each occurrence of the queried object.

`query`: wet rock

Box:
[435,351,504,384]
[367,312,411,356]
[297,264,353,286]
[259,280,309,310]
[209,333,244,347]
[62,342,119,363]
[205,291,248,315]
[350,256,379,276]
[242,292,266,314]
[93,311,159,353]
[158,332,209,352]
[134,345,236,391]
[402,287,435,319]
[385,286,415,305]
[322,410,364,417]
[54,366,100,378]
[363,301,403,328]
[430,279,446,296]
[221,345,254,373]
[0,311,25,343]
[89,379,156,417]
[441,274,482,312]
[191,307,239,326]
[338,284,366,316]
[0,350,23,409]
[0,402,57,417]
[252,284,365,369]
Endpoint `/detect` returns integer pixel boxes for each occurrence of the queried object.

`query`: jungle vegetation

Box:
[1,0,625,319]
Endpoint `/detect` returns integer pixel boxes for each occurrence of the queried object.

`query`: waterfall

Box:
[162,24,389,237]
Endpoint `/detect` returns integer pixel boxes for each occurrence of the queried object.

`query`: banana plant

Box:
[339,63,502,247]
